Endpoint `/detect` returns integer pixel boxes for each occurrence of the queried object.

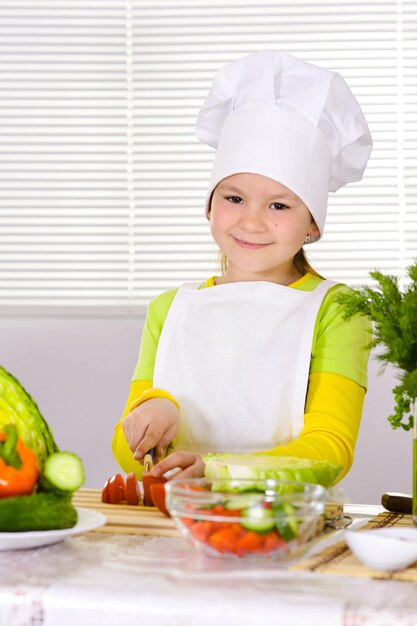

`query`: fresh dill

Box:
[336,262,417,431]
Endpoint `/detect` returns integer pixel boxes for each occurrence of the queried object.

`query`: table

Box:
[2,504,417,626]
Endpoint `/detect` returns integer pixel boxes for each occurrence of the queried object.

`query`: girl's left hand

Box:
[151,451,205,480]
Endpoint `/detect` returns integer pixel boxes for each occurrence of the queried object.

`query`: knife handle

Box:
[381,492,412,514]
[143,448,156,472]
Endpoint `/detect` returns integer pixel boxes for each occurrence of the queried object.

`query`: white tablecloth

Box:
[2,505,417,626]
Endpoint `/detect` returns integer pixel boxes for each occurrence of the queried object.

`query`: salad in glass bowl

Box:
[165,477,326,559]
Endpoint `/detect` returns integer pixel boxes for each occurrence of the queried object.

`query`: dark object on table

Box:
[381,492,412,514]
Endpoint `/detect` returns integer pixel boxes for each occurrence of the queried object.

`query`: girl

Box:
[112,50,373,483]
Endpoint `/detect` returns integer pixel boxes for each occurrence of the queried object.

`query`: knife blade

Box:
[381,492,412,514]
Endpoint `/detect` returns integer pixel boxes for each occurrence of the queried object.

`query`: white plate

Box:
[0,508,106,551]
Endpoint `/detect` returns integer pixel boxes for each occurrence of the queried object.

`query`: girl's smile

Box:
[209,172,319,285]
[232,236,274,250]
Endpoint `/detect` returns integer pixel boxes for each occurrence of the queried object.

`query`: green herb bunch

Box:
[336,261,417,431]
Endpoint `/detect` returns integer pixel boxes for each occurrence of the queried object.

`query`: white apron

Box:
[153,279,336,454]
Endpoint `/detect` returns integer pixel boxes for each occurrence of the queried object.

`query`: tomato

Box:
[108,473,126,504]
[190,521,213,542]
[236,530,262,555]
[230,522,246,537]
[125,472,141,505]
[101,478,111,503]
[212,504,240,517]
[142,472,167,507]
[102,474,126,504]
[149,482,170,517]
[261,530,285,553]
[209,528,239,554]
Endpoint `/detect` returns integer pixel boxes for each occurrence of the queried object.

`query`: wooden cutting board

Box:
[72,489,180,536]
[72,489,343,538]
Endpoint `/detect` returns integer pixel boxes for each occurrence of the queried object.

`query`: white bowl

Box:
[345,527,417,572]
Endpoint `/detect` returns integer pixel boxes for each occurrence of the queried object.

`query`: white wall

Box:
[1,315,144,489]
[1,316,411,503]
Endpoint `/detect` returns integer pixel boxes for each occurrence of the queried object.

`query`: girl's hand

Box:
[122,397,180,462]
[151,451,205,480]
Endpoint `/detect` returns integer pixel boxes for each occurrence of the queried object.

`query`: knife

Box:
[143,448,155,472]
[142,448,161,506]
[381,492,412,514]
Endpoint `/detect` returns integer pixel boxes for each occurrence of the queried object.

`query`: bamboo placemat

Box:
[324,501,344,521]
[291,512,417,580]
[73,489,342,538]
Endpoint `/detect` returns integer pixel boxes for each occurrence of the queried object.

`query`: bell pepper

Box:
[0,424,39,497]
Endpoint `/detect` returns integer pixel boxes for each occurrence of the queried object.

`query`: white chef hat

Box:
[196,50,372,241]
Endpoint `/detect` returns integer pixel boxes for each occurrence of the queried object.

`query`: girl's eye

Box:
[226,195,243,204]
[270,202,289,211]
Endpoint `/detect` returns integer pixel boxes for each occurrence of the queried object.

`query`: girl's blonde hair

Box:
[219,248,324,279]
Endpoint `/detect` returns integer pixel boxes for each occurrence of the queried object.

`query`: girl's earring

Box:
[304,234,312,245]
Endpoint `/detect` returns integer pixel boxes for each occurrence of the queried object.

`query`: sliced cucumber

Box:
[274,502,298,541]
[224,495,263,511]
[241,504,275,533]
[39,452,85,493]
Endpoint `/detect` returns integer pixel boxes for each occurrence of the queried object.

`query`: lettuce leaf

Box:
[0,366,59,468]
[203,453,342,491]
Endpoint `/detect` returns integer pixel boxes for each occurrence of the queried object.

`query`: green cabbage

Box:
[0,366,58,468]
[203,453,342,491]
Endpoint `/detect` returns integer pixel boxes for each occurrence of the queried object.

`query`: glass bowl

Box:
[165,477,326,559]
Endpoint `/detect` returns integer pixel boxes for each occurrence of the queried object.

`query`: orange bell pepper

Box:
[0,424,39,497]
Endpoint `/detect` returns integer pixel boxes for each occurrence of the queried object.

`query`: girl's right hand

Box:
[121,397,180,463]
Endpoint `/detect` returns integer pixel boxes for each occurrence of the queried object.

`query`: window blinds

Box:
[0,0,415,312]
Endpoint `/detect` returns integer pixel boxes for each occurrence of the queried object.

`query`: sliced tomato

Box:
[149,482,170,517]
[261,530,285,553]
[142,472,167,507]
[108,473,126,504]
[209,528,239,554]
[191,521,214,542]
[125,472,141,505]
[101,478,111,503]
[236,530,262,555]
[102,474,126,504]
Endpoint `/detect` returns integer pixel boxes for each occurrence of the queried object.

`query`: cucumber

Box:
[224,495,263,511]
[39,452,85,494]
[0,492,78,532]
[274,502,298,541]
[241,504,275,533]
